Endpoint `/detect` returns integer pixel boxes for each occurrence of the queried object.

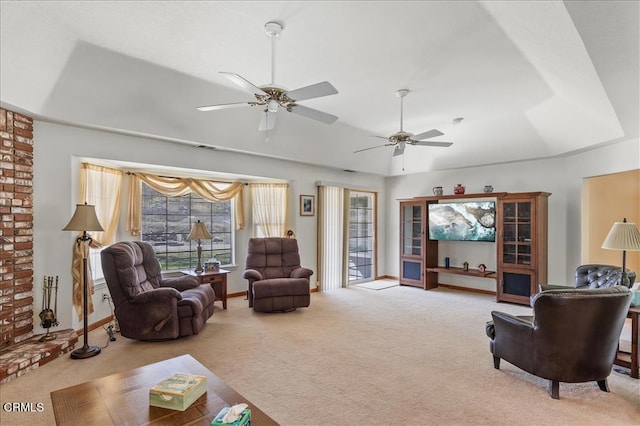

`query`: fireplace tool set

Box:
[39,275,59,342]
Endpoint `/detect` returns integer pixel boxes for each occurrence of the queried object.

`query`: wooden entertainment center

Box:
[399,191,550,305]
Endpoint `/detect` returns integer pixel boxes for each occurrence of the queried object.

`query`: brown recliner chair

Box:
[101,241,215,341]
[486,286,631,399]
[243,238,312,312]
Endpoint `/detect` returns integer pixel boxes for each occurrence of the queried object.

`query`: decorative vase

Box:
[433,186,443,196]
[483,185,494,193]
[454,184,465,195]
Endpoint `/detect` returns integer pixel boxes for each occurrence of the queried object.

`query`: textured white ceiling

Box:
[1,1,637,176]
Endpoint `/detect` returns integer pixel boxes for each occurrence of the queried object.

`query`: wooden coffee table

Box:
[50,354,278,425]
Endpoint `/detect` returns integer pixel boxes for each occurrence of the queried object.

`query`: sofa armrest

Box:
[291,267,314,279]
[160,275,199,291]
[491,311,535,370]
[243,269,263,281]
[539,283,571,292]
[130,287,182,304]
[492,311,533,331]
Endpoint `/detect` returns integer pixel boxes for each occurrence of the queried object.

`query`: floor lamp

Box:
[602,218,640,287]
[63,203,104,359]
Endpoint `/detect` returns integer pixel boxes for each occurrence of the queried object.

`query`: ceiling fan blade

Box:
[393,144,405,157]
[196,102,250,112]
[287,81,338,102]
[413,129,444,140]
[220,72,267,96]
[258,111,277,131]
[412,140,454,147]
[371,135,392,141]
[289,104,338,125]
[354,144,393,154]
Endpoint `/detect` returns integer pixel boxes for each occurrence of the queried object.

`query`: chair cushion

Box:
[246,238,302,279]
[252,278,310,299]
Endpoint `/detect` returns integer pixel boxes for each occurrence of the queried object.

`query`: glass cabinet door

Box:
[400,201,425,287]
[402,204,423,256]
[501,201,533,266]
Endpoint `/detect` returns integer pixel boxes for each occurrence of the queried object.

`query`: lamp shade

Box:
[63,203,104,232]
[188,220,211,240]
[602,221,640,251]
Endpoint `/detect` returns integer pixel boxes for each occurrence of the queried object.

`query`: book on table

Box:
[149,372,207,411]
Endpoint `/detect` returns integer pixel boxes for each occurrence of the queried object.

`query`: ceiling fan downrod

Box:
[396,89,409,132]
[265,22,282,86]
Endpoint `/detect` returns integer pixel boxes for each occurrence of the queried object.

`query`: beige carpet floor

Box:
[1,285,639,425]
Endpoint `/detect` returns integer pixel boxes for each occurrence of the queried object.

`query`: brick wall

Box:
[0,107,34,351]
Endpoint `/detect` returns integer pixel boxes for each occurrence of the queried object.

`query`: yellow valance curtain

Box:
[127,172,245,236]
[72,163,123,320]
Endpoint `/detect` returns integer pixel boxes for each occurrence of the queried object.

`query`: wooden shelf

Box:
[398,192,507,202]
[426,266,496,279]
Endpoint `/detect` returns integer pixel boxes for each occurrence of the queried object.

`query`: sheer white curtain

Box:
[317,185,347,291]
[249,183,289,237]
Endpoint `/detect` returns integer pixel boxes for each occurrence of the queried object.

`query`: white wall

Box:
[32,121,386,331]
[31,118,638,332]
[385,137,639,293]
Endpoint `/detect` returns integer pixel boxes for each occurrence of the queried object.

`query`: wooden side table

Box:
[614,306,639,379]
[182,269,229,309]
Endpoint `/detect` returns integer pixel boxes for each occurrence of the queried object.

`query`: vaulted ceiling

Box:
[1,1,637,176]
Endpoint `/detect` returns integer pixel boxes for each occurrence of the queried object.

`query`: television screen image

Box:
[428,201,496,242]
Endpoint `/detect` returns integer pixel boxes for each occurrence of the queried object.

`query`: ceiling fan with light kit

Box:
[197,21,339,132]
[354,89,453,157]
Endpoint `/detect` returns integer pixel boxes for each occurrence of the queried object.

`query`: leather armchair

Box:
[539,264,636,293]
[101,241,215,340]
[486,286,631,399]
[575,264,636,288]
[243,238,312,312]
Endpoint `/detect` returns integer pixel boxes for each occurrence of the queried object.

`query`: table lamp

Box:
[602,218,640,286]
[63,203,104,359]
[188,220,211,273]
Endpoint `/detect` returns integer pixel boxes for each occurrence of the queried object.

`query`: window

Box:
[89,248,105,282]
[140,184,233,271]
[250,183,289,237]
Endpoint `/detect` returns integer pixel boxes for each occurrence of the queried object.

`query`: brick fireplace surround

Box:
[0,108,77,384]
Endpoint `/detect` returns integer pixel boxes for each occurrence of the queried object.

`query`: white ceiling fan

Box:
[197,21,339,131]
[354,89,453,156]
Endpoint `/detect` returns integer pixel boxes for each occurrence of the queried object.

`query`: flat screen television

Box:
[428,201,496,242]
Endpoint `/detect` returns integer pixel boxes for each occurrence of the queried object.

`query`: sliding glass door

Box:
[348,191,376,283]
[318,187,377,290]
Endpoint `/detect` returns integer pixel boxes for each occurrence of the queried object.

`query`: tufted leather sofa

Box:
[486,286,631,399]
[101,241,215,340]
[575,264,636,288]
[243,238,313,312]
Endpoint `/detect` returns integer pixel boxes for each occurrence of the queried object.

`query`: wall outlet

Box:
[102,293,110,302]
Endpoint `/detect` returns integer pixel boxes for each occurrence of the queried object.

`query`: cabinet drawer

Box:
[198,274,223,285]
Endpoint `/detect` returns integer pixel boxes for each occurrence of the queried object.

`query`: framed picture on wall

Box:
[300,195,315,216]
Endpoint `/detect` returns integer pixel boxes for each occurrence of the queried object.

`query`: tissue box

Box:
[631,290,640,307]
[149,372,207,411]
[211,406,251,426]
